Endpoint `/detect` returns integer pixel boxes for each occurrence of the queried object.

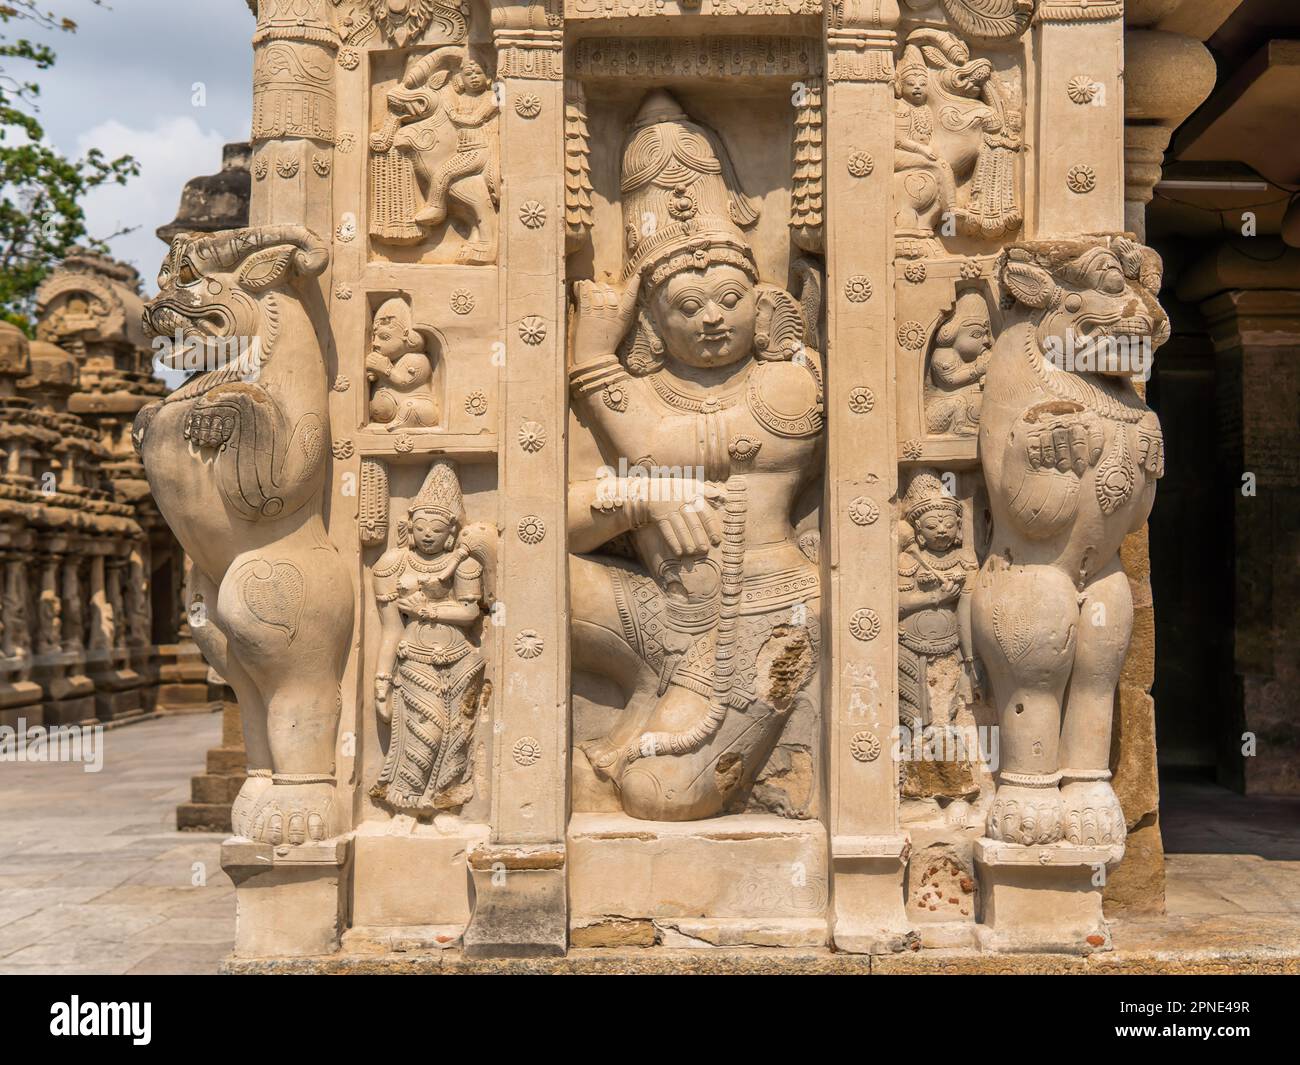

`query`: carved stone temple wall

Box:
[137,0,1175,959]
[1,251,188,730]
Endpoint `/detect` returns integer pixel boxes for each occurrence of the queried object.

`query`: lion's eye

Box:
[178,262,199,286]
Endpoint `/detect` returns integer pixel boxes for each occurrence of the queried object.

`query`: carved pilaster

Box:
[35,553,62,659]
[1029,0,1124,236]
[60,555,85,655]
[0,542,42,725]
[249,0,339,234]
[1122,30,1216,241]
[823,0,912,954]
[2,552,33,676]
[494,1,563,80]
[463,2,569,958]
[826,1,897,84]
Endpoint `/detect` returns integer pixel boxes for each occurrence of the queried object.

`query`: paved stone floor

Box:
[1161,774,1300,920]
[0,713,231,975]
[1,716,1297,974]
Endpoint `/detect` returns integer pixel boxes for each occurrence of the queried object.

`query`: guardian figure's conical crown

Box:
[619,90,760,285]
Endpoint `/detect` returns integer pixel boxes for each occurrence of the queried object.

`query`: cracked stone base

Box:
[830,835,914,954]
[342,924,466,953]
[572,915,827,949]
[223,837,351,958]
[568,813,829,948]
[974,838,1121,954]
[350,819,485,930]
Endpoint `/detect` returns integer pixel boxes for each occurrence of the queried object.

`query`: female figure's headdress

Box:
[408,460,464,525]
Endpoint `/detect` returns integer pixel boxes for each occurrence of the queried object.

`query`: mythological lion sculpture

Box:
[974,236,1168,849]
[134,225,354,847]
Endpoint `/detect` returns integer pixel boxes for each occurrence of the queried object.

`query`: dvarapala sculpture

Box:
[974,236,1168,848]
[569,91,822,822]
[134,225,354,846]
[371,460,494,814]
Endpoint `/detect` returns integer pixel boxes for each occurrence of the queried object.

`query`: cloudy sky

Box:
[28,0,256,289]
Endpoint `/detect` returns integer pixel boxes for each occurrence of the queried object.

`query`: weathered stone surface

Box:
[131,0,1192,964]
[223,838,350,959]
[570,918,656,949]
[569,814,828,934]
[974,839,1120,954]
[1103,815,1167,916]
[350,821,484,929]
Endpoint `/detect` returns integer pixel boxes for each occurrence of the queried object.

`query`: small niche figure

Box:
[366,298,439,430]
[926,290,992,437]
[897,471,981,804]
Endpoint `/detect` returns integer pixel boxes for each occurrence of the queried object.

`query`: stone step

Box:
[191,772,246,805]
[177,802,233,833]
[206,746,247,775]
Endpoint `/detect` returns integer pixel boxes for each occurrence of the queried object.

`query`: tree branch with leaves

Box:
[1,1,138,330]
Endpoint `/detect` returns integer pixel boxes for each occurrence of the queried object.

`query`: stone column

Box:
[60,553,86,656]
[974,1,1137,951]
[248,0,338,239]
[4,550,35,679]
[0,541,41,728]
[87,553,143,722]
[1122,30,1216,242]
[30,547,66,723]
[823,0,912,954]
[1180,241,1300,796]
[44,549,95,725]
[463,2,569,959]
[32,550,61,664]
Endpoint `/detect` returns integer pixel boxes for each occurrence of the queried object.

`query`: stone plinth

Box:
[831,835,914,955]
[975,839,1121,954]
[462,842,568,960]
[569,814,828,949]
[89,666,145,722]
[223,837,352,959]
[348,819,484,932]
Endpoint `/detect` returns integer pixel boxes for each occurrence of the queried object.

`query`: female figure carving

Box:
[372,461,493,813]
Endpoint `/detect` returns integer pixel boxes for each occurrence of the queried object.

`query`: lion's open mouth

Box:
[145,302,230,335]
[144,299,240,369]
[1111,314,1154,337]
